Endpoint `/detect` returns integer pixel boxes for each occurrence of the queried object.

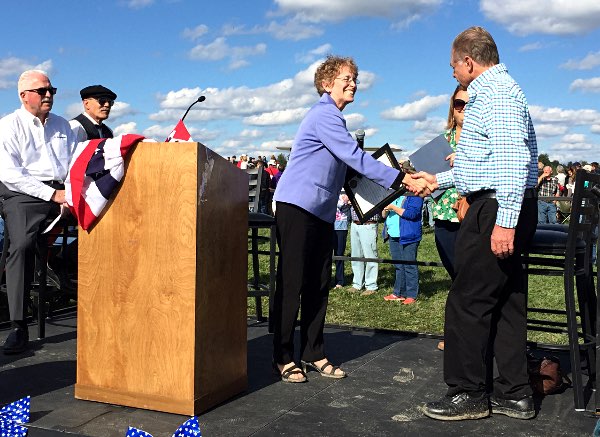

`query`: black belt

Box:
[466,188,537,205]
[353,220,377,225]
[42,180,65,189]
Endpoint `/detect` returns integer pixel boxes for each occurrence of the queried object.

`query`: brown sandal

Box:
[301,360,347,379]
[272,360,307,383]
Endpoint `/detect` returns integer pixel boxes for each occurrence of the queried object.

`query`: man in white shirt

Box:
[0,69,77,354]
[69,84,116,142]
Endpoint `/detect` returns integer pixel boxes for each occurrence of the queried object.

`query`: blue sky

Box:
[1,0,599,163]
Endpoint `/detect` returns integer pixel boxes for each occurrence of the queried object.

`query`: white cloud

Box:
[142,124,170,139]
[126,0,153,9]
[562,133,587,143]
[534,123,569,138]
[273,0,442,25]
[547,133,598,163]
[264,19,324,41]
[518,42,543,52]
[342,113,366,132]
[181,24,209,41]
[570,77,600,93]
[561,51,600,70]
[363,127,379,139]
[109,102,135,120]
[244,108,309,126]
[151,62,327,125]
[188,37,229,61]
[257,138,294,153]
[221,19,323,41]
[0,57,53,90]
[380,94,449,121]
[592,124,600,134]
[239,129,263,138]
[188,37,266,69]
[530,105,600,125]
[113,122,138,136]
[296,44,333,63]
[220,139,244,151]
[142,124,220,142]
[64,102,82,119]
[481,0,600,35]
[412,131,440,146]
[413,116,446,134]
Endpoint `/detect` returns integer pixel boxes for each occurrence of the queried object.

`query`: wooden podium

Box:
[75,142,248,415]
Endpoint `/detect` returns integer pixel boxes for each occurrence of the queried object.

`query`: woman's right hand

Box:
[445,152,456,167]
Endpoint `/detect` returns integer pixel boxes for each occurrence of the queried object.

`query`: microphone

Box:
[181,96,206,122]
[355,129,365,150]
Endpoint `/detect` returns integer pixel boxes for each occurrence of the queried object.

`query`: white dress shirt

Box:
[0,106,77,201]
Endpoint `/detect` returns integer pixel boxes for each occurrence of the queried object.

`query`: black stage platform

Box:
[0,313,598,436]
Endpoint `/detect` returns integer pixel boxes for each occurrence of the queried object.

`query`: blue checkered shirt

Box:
[436,64,538,228]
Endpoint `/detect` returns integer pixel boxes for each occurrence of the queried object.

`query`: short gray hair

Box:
[17,69,49,93]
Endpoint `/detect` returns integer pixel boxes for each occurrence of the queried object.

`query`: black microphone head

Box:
[198,96,206,102]
[355,129,365,140]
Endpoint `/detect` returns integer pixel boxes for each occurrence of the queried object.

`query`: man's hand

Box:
[406,172,438,197]
[51,189,66,204]
[491,225,515,259]
[446,152,456,167]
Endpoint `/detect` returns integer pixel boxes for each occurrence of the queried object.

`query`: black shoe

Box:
[490,395,535,419]
[421,392,490,421]
[2,327,29,355]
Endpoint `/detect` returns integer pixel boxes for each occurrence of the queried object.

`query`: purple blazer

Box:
[274,93,402,223]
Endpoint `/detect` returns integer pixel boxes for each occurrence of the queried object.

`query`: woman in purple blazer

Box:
[272,55,426,383]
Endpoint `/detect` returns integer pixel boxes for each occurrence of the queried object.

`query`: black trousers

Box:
[333,229,348,286]
[0,184,59,321]
[433,219,461,280]
[273,202,333,364]
[444,197,537,399]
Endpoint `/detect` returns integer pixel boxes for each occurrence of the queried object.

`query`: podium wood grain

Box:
[75,142,248,414]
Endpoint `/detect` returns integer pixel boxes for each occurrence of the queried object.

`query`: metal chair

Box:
[524,170,600,411]
[246,168,276,328]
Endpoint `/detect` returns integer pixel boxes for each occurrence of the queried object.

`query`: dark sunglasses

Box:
[453,98,466,110]
[93,97,115,107]
[24,87,57,96]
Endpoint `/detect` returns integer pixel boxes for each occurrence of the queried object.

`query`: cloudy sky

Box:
[1,0,599,163]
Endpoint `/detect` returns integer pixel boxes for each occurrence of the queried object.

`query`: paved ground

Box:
[0,313,598,436]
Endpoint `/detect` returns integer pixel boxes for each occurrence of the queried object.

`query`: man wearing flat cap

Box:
[70,84,116,142]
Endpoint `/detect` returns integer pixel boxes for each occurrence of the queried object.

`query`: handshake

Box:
[402,172,438,197]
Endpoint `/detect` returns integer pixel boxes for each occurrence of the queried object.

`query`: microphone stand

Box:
[181,96,206,122]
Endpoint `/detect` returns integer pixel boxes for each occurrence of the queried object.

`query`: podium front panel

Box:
[75,142,248,414]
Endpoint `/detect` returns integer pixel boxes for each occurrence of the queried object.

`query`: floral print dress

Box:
[431,128,460,223]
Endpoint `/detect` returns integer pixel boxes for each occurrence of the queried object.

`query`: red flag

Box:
[165,119,193,142]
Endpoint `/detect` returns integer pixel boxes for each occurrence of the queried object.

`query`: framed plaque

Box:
[343,144,405,223]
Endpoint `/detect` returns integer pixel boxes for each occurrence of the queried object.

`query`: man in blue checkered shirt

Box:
[416,27,538,421]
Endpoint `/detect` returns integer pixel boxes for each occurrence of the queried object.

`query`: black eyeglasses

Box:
[93,97,115,107]
[453,98,466,110]
[24,87,57,96]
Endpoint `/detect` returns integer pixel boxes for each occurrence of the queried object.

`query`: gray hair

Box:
[17,69,49,93]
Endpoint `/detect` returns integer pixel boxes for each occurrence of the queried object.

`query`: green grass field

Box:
[248,226,571,345]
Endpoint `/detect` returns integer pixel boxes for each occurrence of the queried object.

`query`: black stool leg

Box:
[251,227,263,321]
[36,234,48,340]
[268,223,276,333]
